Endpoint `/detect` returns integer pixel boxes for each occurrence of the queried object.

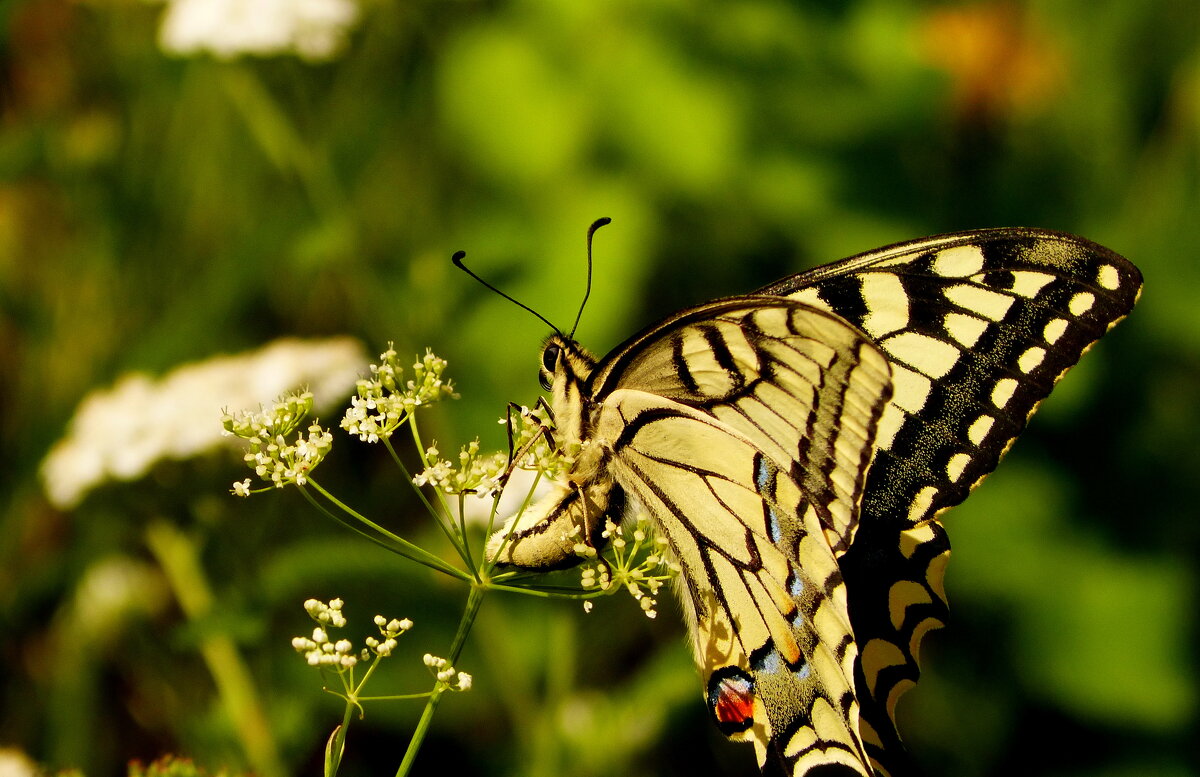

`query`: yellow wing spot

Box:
[991,377,1017,408]
[1018,346,1046,373]
[745,713,772,766]
[751,306,790,333]
[858,717,884,750]
[874,404,905,450]
[907,614,945,666]
[945,283,1014,321]
[925,539,950,604]
[860,274,910,336]
[1006,270,1055,298]
[1098,263,1121,290]
[784,723,818,758]
[967,414,994,445]
[907,486,938,522]
[898,520,939,558]
[884,678,917,721]
[1043,317,1069,344]
[931,244,985,277]
[943,311,988,347]
[889,363,933,414]
[787,286,827,310]
[888,579,932,629]
[861,638,906,693]
[946,452,971,481]
[1069,291,1096,316]
[881,331,960,379]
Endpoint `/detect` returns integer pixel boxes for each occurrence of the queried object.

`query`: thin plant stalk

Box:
[394,585,486,777]
[145,519,287,777]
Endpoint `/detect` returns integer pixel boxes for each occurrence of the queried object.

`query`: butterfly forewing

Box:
[759,228,1142,524]
[588,299,894,774]
[589,301,893,556]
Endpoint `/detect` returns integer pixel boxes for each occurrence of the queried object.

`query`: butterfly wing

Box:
[757,228,1143,772]
[586,299,894,774]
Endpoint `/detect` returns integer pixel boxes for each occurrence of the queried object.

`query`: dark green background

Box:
[2,1,1196,776]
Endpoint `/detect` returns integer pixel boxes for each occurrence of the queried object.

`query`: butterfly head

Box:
[538,334,598,442]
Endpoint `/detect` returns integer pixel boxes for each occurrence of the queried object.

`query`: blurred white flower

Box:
[72,556,169,641]
[157,0,361,62]
[41,337,367,509]
[0,749,37,777]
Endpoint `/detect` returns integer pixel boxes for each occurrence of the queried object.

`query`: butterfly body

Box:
[486,228,1141,776]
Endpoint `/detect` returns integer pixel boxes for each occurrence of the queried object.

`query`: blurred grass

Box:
[2,0,1198,776]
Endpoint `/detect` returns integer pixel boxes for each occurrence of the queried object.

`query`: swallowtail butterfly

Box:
[478,226,1141,776]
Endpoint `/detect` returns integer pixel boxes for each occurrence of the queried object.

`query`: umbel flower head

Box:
[40,337,366,509]
[224,392,334,490]
[291,597,414,669]
[156,0,362,62]
[341,346,457,443]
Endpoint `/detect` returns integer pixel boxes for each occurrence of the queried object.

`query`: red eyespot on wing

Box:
[707,667,755,734]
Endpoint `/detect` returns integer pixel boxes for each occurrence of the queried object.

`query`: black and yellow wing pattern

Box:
[487,228,1142,776]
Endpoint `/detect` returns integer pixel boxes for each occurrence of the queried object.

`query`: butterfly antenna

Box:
[452,250,562,335]
[571,217,611,338]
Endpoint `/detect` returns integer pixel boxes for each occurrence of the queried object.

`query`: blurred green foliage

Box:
[2,0,1197,776]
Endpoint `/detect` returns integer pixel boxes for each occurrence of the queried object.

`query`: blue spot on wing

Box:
[754,455,783,543]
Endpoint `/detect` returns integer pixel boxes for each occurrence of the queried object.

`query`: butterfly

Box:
[467,224,1141,776]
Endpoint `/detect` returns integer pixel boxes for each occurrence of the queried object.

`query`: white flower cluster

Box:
[40,337,365,509]
[422,654,472,692]
[293,625,358,669]
[578,514,678,619]
[225,391,333,490]
[341,346,457,443]
[412,439,507,498]
[504,404,578,481]
[157,0,362,62]
[291,597,413,669]
[365,614,413,657]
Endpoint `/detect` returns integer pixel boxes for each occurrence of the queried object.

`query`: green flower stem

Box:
[394,585,486,777]
[403,415,470,557]
[144,520,287,777]
[382,436,474,573]
[354,692,434,701]
[300,481,469,581]
[487,582,607,599]
[455,493,479,576]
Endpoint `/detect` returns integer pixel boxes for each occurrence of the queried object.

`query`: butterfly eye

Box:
[539,344,561,390]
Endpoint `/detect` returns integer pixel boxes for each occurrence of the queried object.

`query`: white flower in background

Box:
[157,0,361,62]
[40,337,367,509]
[72,556,169,641]
[0,749,38,777]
